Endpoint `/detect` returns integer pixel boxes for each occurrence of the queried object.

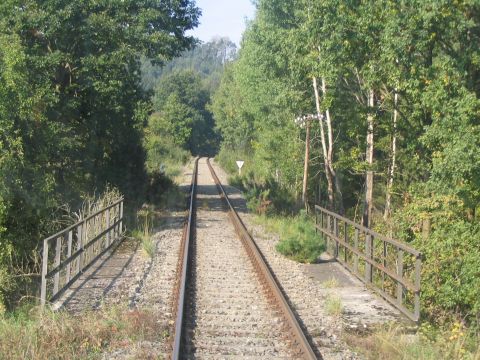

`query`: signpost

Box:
[236,160,244,175]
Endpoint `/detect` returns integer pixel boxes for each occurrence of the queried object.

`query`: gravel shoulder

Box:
[210,158,404,360]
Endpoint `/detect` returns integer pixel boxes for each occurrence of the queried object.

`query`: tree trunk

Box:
[302,121,310,208]
[384,90,398,220]
[363,89,375,228]
[312,76,335,209]
[322,77,344,213]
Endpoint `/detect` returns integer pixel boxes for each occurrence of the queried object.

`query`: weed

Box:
[325,294,343,317]
[346,323,480,360]
[142,236,155,259]
[323,277,339,288]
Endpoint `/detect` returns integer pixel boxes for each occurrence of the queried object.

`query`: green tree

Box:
[0,0,200,307]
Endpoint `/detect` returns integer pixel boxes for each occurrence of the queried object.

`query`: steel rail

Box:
[171,157,198,360]
[206,158,318,360]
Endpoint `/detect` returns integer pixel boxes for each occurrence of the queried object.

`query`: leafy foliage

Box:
[0,0,199,307]
[212,0,480,327]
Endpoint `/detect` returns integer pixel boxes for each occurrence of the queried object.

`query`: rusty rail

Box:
[314,205,422,322]
[40,198,124,306]
[171,158,198,360]
[207,159,317,360]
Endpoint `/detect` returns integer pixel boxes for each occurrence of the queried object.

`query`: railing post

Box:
[414,254,422,321]
[326,214,331,253]
[334,218,339,258]
[365,233,373,283]
[354,228,359,275]
[396,248,404,304]
[344,222,348,264]
[53,236,62,296]
[382,240,387,290]
[40,239,49,306]
[66,231,73,283]
[114,204,119,240]
[120,200,124,235]
[77,223,84,274]
[106,208,111,247]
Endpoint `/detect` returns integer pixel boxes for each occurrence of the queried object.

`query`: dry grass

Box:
[323,277,339,288]
[346,323,480,360]
[0,304,167,359]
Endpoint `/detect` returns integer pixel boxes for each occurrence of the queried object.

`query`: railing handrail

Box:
[40,197,124,306]
[43,197,124,244]
[314,205,421,257]
[314,205,422,322]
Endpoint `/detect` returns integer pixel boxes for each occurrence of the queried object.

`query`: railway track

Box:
[171,158,318,359]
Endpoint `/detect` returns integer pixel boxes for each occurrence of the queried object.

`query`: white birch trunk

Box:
[384,90,398,220]
[363,89,375,228]
[312,76,335,208]
[302,122,310,208]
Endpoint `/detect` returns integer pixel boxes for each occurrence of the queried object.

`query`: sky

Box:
[188,0,256,46]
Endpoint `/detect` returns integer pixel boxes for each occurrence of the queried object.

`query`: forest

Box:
[211,0,480,331]
[0,0,204,309]
[0,0,479,355]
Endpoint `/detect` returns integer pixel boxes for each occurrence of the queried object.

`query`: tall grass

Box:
[132,205,156,258]
[347,323,480,360]
[0,304,165,359]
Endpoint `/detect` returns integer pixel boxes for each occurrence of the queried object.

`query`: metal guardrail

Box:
[314,205,422,322]
[40,198,124,306]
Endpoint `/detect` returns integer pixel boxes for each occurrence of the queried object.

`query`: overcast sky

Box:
[188,0,256,46]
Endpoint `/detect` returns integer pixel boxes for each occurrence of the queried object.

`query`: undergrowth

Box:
[347,323,480,360]
[255,211,325,263]
[0,304,166,359]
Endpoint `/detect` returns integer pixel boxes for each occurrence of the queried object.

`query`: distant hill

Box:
[141,37,237,92]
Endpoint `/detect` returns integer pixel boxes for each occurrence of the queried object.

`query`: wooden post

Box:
[114,204,119,240]
[40,239,49,306]
[77,223,84,274]
[382,240,387,290]
[106,208,111,247]
[414,255,422,321]
[53,236,62,296]
[365,234,373,283]
[334,218,339,258]
[354,229,359,275]
[397,249,404,304]
[344,222,348,264]
[327,214,331,253]
[66,231,73,283]
[120,200,124,235]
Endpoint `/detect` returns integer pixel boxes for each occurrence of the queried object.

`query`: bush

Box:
[258,211,325,263]
[394,194,480,326]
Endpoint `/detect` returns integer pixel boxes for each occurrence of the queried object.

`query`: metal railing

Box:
[314,205,422,322]
[40,198,124,306]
